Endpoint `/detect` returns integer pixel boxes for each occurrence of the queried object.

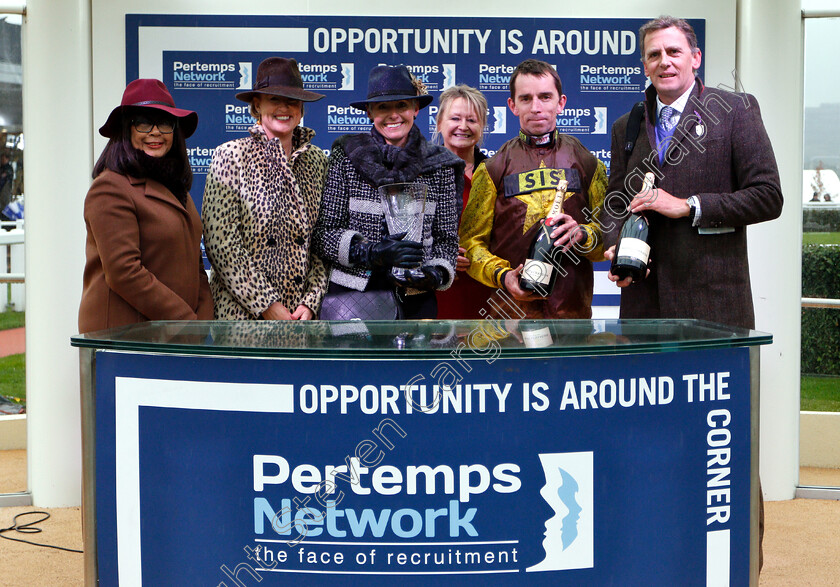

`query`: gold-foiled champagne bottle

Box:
[611,172,655,281]
[519,180,568,296]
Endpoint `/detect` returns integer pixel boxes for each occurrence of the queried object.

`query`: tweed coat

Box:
[202,124,329,319]
[78,170,213,333]
[604,79,783,329]
[312,134,461,293]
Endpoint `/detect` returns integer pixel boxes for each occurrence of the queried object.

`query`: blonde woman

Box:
[434,84,494,319]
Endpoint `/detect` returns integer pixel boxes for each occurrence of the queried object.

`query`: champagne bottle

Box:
[519,320,554,348]
[611,172,654,282]
[519,180,568,296]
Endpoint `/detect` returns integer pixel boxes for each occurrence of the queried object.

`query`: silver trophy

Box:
[378,182,427,281]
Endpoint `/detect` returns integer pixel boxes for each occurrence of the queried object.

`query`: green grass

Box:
[801,375,840,412]
[803,232,840,245]
[0,353,25,402]
[0,310,25,331]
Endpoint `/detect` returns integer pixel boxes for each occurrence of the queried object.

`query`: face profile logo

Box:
[527,451,594,573]
[237,62,252,90]
[593,107,608,134]
[488,106,507,134]
[442,64,456,89]
[340,63,354,90]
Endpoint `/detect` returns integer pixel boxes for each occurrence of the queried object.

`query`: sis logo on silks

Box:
[527,452,595,573]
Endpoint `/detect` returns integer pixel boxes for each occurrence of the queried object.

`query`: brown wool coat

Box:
[605,79,783,330]
[78,170,213,333]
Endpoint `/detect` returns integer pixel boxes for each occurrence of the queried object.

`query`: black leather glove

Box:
[349,233,424,268]
[391,265,447,291]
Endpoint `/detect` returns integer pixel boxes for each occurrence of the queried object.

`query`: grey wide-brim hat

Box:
[235,57,325,103]
[350,64,433,111]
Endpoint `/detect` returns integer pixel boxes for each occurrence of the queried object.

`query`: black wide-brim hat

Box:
[235,57,325,103]
[99,78,198,138]
[350,64,433,111]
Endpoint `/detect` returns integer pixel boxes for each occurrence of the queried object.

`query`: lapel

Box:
[669,78,703,153]
[128,175,189,216]
[645,77,705,168]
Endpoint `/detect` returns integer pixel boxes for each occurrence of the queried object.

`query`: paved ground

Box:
[0,326,24,357]
[0,485,838,585]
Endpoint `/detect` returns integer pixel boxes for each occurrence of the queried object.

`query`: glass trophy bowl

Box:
[378,182,427,281]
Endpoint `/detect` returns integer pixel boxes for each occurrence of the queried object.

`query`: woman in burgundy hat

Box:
[78,78,213,333]
[202,57,329,321]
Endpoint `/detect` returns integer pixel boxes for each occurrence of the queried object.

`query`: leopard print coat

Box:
[202,124,328,319]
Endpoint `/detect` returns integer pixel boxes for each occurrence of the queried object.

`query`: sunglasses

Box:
[132,116,177,134]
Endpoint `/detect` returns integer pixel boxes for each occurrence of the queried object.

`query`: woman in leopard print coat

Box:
[202,57,329,320]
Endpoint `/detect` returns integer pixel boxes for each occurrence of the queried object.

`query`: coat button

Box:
[267,237,277,246]
[294,275,303,284]
[294,236,305,246]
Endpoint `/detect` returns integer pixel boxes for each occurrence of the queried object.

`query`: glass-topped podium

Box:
[72,318,770,357]
[72,319,769,586]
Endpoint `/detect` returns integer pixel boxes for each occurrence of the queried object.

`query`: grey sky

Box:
[805,17,840,108]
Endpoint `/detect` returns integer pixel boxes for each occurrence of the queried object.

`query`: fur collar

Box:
[338,126,465,188]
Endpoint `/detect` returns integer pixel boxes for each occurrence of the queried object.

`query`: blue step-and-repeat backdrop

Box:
[125,14,705,311]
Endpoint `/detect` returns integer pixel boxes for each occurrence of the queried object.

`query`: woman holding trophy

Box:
[313,64,462,320]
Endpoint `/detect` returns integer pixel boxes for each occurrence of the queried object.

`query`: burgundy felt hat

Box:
[235,57,325,103]
[99,79,198,138]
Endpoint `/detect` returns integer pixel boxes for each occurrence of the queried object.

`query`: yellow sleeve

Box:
[459,162,509,289]
[576,159,608,262]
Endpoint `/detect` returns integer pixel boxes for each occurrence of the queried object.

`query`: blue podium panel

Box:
[94,347,750,586]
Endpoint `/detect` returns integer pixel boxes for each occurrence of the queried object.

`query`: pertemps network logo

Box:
[237,62,252,90]
[340,63,354,90]
[527,451,594,572]
[442,64,456,90]
[399,63,454,92]
[555,107,607,135]
[488,106,507,135]
[297,63,354,91]
[593,107,607,134]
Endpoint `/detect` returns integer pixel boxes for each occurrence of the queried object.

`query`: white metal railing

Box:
[0,3,26,15]
[0,223,24,311]
[802,298,840,309]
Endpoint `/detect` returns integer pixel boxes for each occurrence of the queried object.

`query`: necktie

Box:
[659,106,678,132]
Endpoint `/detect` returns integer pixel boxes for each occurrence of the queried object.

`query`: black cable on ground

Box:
[0,511,83,553]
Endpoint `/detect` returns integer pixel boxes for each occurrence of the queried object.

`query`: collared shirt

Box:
[655,81,696,126]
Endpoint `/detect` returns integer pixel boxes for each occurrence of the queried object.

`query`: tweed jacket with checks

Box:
[604,79,783,329]
[312,132,462,293]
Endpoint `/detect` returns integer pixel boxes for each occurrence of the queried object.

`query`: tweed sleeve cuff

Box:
[338,230,363,267]
[425,257,455,290]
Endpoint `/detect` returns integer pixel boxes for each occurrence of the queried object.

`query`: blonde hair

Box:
[433,84,488,146]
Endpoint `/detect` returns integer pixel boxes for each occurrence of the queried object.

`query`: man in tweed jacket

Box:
[604,16,783,330]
